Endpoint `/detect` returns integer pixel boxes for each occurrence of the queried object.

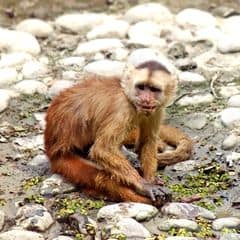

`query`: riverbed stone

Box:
[59,56,85,67]
[166,237,199,240]
[0,210,4,231]
[0,89,16,112]
[124,3,173,24]
[16,18,53,38]
[220,233,240,240]
[176,8,217,29]
[14,80,47,95]
[97,203,158,222]
[0,28,41,55]
[158,218,198,231]
[0,229,44,240]
[128,21,161,39]
[75,38,123,55]
[87,20,129,39]
[220,108,240,127]
[0,52,33,68]
[217,35,240,53]
[221,16,240,36]
[222,134,239,150]
[16,204,54,231]
[28,154,49,172]
[177,93,214,106]
[128,35,166,48]
[0,68,18,87]
[228,95,240,107]
[212,217,240,230]
[22,61,49,79]
[162,202,216,219]
[14,134,43,151]
[84,60,125,77]
[184,113,208,129]
[40,174,75,196]
[55,13,113,33]
[110,217,151,239]
[52,237,74,240]
[48,80,74,98]
[178,71,206,85]
[219,86,240,98]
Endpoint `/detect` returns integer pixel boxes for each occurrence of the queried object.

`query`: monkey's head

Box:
[121,60,177,115]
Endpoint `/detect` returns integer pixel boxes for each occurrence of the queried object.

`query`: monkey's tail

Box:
[158,124,193,167]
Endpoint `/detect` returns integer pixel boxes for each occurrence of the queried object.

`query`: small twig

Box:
[172,90,206,105]
[210,72,222,99]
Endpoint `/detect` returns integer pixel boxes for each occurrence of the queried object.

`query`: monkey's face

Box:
[122,66,176,115]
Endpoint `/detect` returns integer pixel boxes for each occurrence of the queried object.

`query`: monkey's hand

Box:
[137,180,172,206]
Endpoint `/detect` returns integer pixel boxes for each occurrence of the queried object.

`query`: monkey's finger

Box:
[149,189,156,202]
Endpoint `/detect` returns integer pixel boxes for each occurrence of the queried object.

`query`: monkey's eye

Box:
[149,86,161,93]
[136,84,145,91]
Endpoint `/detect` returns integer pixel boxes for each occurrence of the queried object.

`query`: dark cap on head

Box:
[136,60,170,74]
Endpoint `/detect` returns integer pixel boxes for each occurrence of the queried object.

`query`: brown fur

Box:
[44,63,192,206]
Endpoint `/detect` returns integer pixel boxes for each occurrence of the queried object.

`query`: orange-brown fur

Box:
[44,64,192,206]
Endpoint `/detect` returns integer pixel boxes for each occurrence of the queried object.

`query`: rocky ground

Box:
[0,2,240,240]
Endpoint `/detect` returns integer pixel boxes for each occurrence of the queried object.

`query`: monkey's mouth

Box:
[136,103,157,113]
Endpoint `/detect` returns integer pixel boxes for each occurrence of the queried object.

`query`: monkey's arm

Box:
[158,124,193,167]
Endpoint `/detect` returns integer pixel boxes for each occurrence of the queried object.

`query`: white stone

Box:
[220,233,240,240]
[212,217,240,231]
[14,135,43,150]
[125,3,173,24]
[40,174,74,196]
[226,152,240,166]
[28,154,48,168]
[166,237,198,240]
[158,218,198,231]
[195,26,223,43]
[48,80,74,98]
[177,93,214,106]
[0,68,18,87]
[219,86,240,98]
[16,204,54,231]
[0,229,44,240]
[111,218,151,238]
[222,134,239,150]
[22,61,49,79]
[128,48,176,74]
[0,210,4,231]
[52,237,74,240]
[62,70,79,80]
[162,202,216,219]
[87,20,129,39]
[75,38,123,55]
[0,52,33,68]
[217,35,240,53]
[59,56,85,67]
[16,18,53,38]
[128,35,166,48]
[128,21,161,39]
[0,89,17,112]
[84,60,125,78]
[220,108,240,127]
[178,71,206,85]
[176,8,217,29]
[97,203,158,221]
[228,95,240,107]
[184,113,207,130]
[33,112,46,129]
[14,80,47,95]
[55,13,113,33]
[221,16,240,36]
[0,28,41,55]
[112,48,129,61]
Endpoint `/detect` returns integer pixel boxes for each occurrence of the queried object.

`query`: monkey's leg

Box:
[158,124,193,167]
[50,154,151,204]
